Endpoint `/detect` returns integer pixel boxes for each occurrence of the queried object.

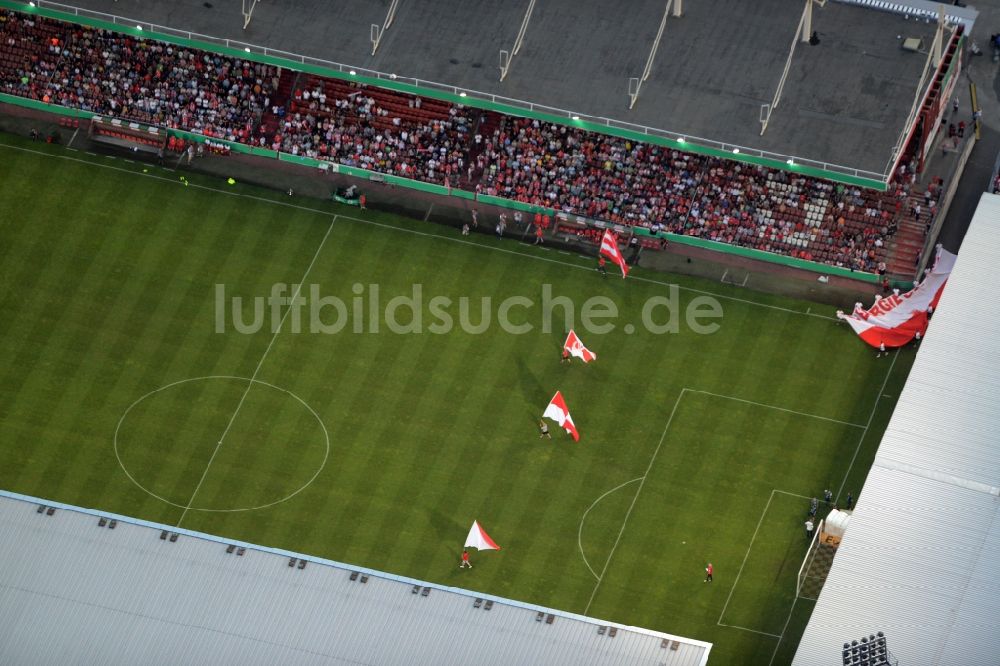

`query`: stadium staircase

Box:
[461,110,502,189]
[885,193,930,278]
[257,69,299,141]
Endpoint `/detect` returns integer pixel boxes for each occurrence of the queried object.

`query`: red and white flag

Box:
[600,229,629,278]
[836,247,955,348]
[543,391,580,441]
[464,520,501,550]
[563,329,597,363]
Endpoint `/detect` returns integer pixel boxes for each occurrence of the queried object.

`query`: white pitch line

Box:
[67,126,79,149]
[174,216,338,527]
[583,389,688,615]
[773,489,814,501]
[577,477,643,581]
[835,349,898,503]
[718,489,777,627]
[719,623,782,639]
[691,390,867,428]
[767,597,801,666]
[1,141,840,321]
[334,214,837,321]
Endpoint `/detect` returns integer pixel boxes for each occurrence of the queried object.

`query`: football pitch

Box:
[0,137,914,665]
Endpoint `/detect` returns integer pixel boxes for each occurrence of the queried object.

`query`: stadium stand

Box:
[263,75,474,185]
[0,6,936,276]
[0,9,276,142]
[480,115,899,271]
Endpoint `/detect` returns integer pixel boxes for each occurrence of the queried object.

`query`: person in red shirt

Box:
[597,256,608,278]
[561,348,571,364]
[704,562,713,583]
[460,550,472,568]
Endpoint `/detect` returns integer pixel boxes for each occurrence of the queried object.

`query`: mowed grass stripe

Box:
[323,238,512,569]
[282,230,420,560]
[388,258,543,579]
[26,185,258,514]
[1,172,177,500]
[185,382,325,515]
[0,172,155,493]
[0,157,71,333]
[0,182,132,410]
[96,199,284,520]
[176,213,343,536]
[38,182,223,509]
[145,208,333,522]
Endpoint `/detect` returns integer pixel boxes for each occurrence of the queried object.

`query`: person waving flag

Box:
[600,229,629,278]
[563,330,597,363]
[543,391,580,441]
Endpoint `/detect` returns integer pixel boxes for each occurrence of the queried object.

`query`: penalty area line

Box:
[717,489,775,629]
[577,477,643,581]
[690,390,866,428]
[718,487,807,642]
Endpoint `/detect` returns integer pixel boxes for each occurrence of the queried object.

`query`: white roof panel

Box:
[793,193,1000,666]
[0,490,710,666]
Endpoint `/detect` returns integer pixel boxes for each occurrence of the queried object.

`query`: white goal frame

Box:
[796,518,829,600]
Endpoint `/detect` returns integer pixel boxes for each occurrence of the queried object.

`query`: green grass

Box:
[0,136,913,665]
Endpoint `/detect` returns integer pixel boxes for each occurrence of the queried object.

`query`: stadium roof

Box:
[792,193,1000,666]
[0,489,711,665]
[41,0,958,180]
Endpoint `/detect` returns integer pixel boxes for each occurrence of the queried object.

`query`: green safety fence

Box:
[0,0,889,191]
[1,91,881,284]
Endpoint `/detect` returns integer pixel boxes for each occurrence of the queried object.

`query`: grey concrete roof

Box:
[793,195,1000,666]
[0,490,710,666]
[56,0,942,175]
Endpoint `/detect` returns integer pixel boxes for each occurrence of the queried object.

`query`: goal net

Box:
[796,518,838,600]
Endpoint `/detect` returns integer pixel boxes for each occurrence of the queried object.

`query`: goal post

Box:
[797,517,846,600]
[796,519,823,598]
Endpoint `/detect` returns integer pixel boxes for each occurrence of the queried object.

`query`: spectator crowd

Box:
[0,8,910,273]
[264,75,473,185]
[0,9,275,142]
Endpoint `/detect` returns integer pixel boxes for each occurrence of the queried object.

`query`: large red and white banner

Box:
[837,246,956,348]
